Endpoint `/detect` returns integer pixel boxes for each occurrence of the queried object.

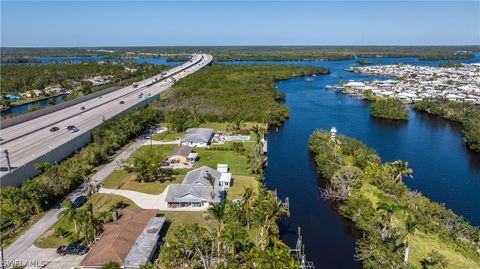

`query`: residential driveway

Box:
[9,245,85,269]
[98,187,208,212]
[3,127,168,268]
[142,139,180,146]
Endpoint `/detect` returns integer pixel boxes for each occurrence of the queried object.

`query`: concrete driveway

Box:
[99,187,208,211]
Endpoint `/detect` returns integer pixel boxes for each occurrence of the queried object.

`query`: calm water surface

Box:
[224,53,480,266]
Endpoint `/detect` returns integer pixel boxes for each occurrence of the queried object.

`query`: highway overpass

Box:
[0,54,213,187]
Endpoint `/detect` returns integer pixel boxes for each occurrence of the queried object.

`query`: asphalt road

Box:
[0,54,212,178]
[2,128,168,266]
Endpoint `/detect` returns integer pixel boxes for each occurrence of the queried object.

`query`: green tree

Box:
[397,215,418,264]
[59,200,79,236]
[390,160,413,184]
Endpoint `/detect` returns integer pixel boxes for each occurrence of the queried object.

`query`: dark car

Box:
[50,127,60,132]
[80,106,86,110]
[57,243,89,256]
[66,125,79,133]
[72,195,87,208]
[119,100,125,104]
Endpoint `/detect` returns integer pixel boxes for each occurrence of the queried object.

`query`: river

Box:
[223,53,480,267]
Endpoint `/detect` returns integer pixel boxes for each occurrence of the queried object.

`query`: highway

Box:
[0,54,213,181]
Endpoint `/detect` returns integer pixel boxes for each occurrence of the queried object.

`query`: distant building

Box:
[181,128,214,147]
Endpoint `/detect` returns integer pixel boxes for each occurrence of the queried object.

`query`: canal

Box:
[224,54,480,266]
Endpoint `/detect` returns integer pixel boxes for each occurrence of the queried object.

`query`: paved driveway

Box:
[99,187,208,211]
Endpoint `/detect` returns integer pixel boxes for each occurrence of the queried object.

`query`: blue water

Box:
[1,95,66,119]
[223,52,480,267]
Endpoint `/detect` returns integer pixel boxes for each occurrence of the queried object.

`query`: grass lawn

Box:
[129,144,177,161]
[159,212,213,241]
[102,169,184,195]
[195,148,250,176]
[227,176,259,200]
[34,194,139,249]
[152,131,184,141]
[409,231,480,268]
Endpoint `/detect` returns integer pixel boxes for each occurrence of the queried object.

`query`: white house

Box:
[181,128,214,148]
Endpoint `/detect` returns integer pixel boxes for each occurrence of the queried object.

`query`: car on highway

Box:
[66,125,79,133]
[138,93,143,98]
[72,195,87,208]
[119,100,125,104]
[80,106,86,110]
[50,126,60,132]
[57,243,89,256]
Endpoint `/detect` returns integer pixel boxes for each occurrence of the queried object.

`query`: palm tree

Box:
[82,178,99,243]
[377,202,401,240]
[242,187,255,229]
[397,215,417,264]
[59,200,79,236]
[204,172,216,201]
[391,160,413,183]
[208,202,226,256]
[251,125,264,156]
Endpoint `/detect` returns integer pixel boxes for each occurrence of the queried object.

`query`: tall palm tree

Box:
[397,215,417,264]
[204,172,216,201]
[251,125,264,156]
[208,202,226,257]
[242,187,255,229]
[391,160,413,183]
[59,200,79,235]
[377,202,401,240]
[82,178,99,243]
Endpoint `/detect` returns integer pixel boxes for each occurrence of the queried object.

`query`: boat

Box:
[305,77,314,82]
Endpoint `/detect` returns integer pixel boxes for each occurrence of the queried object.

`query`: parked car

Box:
[119,100,125,104]
[72,195,87,207]
[57,243,89,256]
[50,126,60,132]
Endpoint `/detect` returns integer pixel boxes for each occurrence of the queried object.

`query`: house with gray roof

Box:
[181,128,214,147]
[165,184,220,208]
[165,166,231,208]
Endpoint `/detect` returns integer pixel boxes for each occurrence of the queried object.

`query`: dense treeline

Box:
[1,62,166,95]
[3,46,478,61]
[414,99,480,152]
[159,186,295,268]
[0,107,163,246]
[369,98,409,120]
[309,131,480,268]
[155,64,328,125]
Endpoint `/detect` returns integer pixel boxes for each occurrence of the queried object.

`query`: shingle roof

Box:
[80,209,158,267]
[168,145,193,158]
[182,166,222,186]
[181,128,214,144]
[165,184,221,203]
